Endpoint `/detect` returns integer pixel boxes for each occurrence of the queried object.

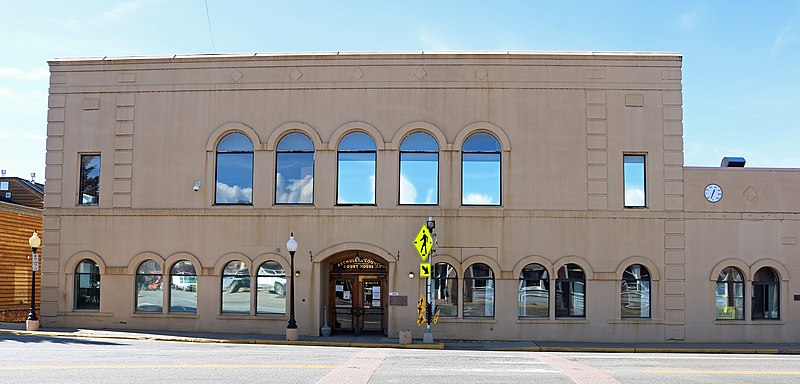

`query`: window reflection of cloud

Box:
[625,188,645,206]
[463,193,494,205]
[276,173,313,203]
[216,181,253,203]
[425,188,436,204]
[399,173,418,204]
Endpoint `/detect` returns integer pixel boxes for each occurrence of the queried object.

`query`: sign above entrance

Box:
[412,224,432,261]
[332,255,386,272]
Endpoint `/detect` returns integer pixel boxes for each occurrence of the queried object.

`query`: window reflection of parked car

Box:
[223,270,251,293]
[172,275,197,292]
[222,268,286,296]
[258,268,286,297]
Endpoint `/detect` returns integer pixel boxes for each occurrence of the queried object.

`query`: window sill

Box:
[517,318,590,324]
[608,319,664,324]
[131,313,198,319]
[438,318,496,324]
[216,314,286,320]
[713,320,785,325]
[59,311,113,317]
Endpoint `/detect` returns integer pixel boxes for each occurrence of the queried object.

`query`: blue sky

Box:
[1,0,799,181]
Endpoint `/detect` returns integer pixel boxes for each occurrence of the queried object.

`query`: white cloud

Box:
[424,188,436,205]
[675,9,699,30]
[275,173,313,203]
[99,1,147,23]
[216,182,252,203]
[625,188,645,207]
[463,193,494,205]
[417,27,455,51]
[771,24,796,55]
[0,67,49,80]
[21,133,46,142]
[399,174,417,204]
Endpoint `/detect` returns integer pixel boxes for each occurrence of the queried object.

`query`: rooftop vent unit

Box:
[721,157,746,167]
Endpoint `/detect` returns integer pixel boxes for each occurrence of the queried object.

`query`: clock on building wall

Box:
[704,184,723,203]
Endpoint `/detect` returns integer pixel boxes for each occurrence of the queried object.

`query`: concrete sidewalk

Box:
[2,322,800,354]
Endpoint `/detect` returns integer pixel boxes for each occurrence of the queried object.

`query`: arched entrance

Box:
[327,251,387,335]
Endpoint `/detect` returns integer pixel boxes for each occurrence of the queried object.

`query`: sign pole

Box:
[423,217,435,344]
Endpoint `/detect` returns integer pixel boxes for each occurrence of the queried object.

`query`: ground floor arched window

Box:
[135,259,162,312]
[170,260,197,313]
[621,264,651,318]
[715,267,744,320]
[519,263,549,318]
[431,263,458,317]
[556,264,585,318]
[752,267,779,320]
[257,261,286,314]
[75,259,100,310]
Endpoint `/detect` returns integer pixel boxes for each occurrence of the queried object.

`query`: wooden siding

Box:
[0,178,44,210]
[0,202,43,310]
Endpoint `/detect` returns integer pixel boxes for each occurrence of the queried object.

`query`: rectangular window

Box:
[0,181,8,190]
[400,152,438,205]
[623,155,646,207]
[462,153,501,205]
[79,154,101,205]
[337,152,376,204]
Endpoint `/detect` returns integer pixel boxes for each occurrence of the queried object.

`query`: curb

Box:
[0,329,445,350]
[2,329,796,354]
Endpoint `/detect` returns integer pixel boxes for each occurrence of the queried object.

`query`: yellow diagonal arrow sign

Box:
[420,263,431,277]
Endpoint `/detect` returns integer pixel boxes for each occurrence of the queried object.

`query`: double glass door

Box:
[331,275,385,335]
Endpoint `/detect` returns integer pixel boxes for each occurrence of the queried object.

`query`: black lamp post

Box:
[27,231,41,325]
[286,233,298,338]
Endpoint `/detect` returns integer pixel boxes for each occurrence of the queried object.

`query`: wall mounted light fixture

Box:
[408,272,415,279]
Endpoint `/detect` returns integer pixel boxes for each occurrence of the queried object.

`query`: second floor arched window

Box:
[215,132,254,205]
[462,132,501,206]
[337,132,376,205]
[399,132,438,205]
[276,132,314,204]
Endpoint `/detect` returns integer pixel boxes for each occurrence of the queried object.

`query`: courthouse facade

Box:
[41,52,800,342]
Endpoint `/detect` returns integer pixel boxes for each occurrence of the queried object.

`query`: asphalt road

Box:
[1,334,799,384]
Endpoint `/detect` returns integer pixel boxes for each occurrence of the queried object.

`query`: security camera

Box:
[193,181,201,191]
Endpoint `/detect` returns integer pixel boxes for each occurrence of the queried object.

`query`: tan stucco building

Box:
[42,52,800,343]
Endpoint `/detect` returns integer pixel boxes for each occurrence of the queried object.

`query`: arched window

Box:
[431,263,458,317]
[715,267,744,320]
[74,259,100,310]
[519,263,549,318]
[221,261,249,314]
[556,263,585,318]
[752,267,779,320]
[399,132,438,205]
[135,260,162,312]
[276,132,314,204]
[257,261,286,314]
[464,263,494,318]
[169,260,197,313]
[621,264,651,318]
[337,132,376,204]
[462,132,501,205]
[215,132,254,205]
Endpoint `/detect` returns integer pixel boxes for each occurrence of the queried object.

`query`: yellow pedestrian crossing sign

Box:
[420,263,431,277]
[412,224,432,261]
